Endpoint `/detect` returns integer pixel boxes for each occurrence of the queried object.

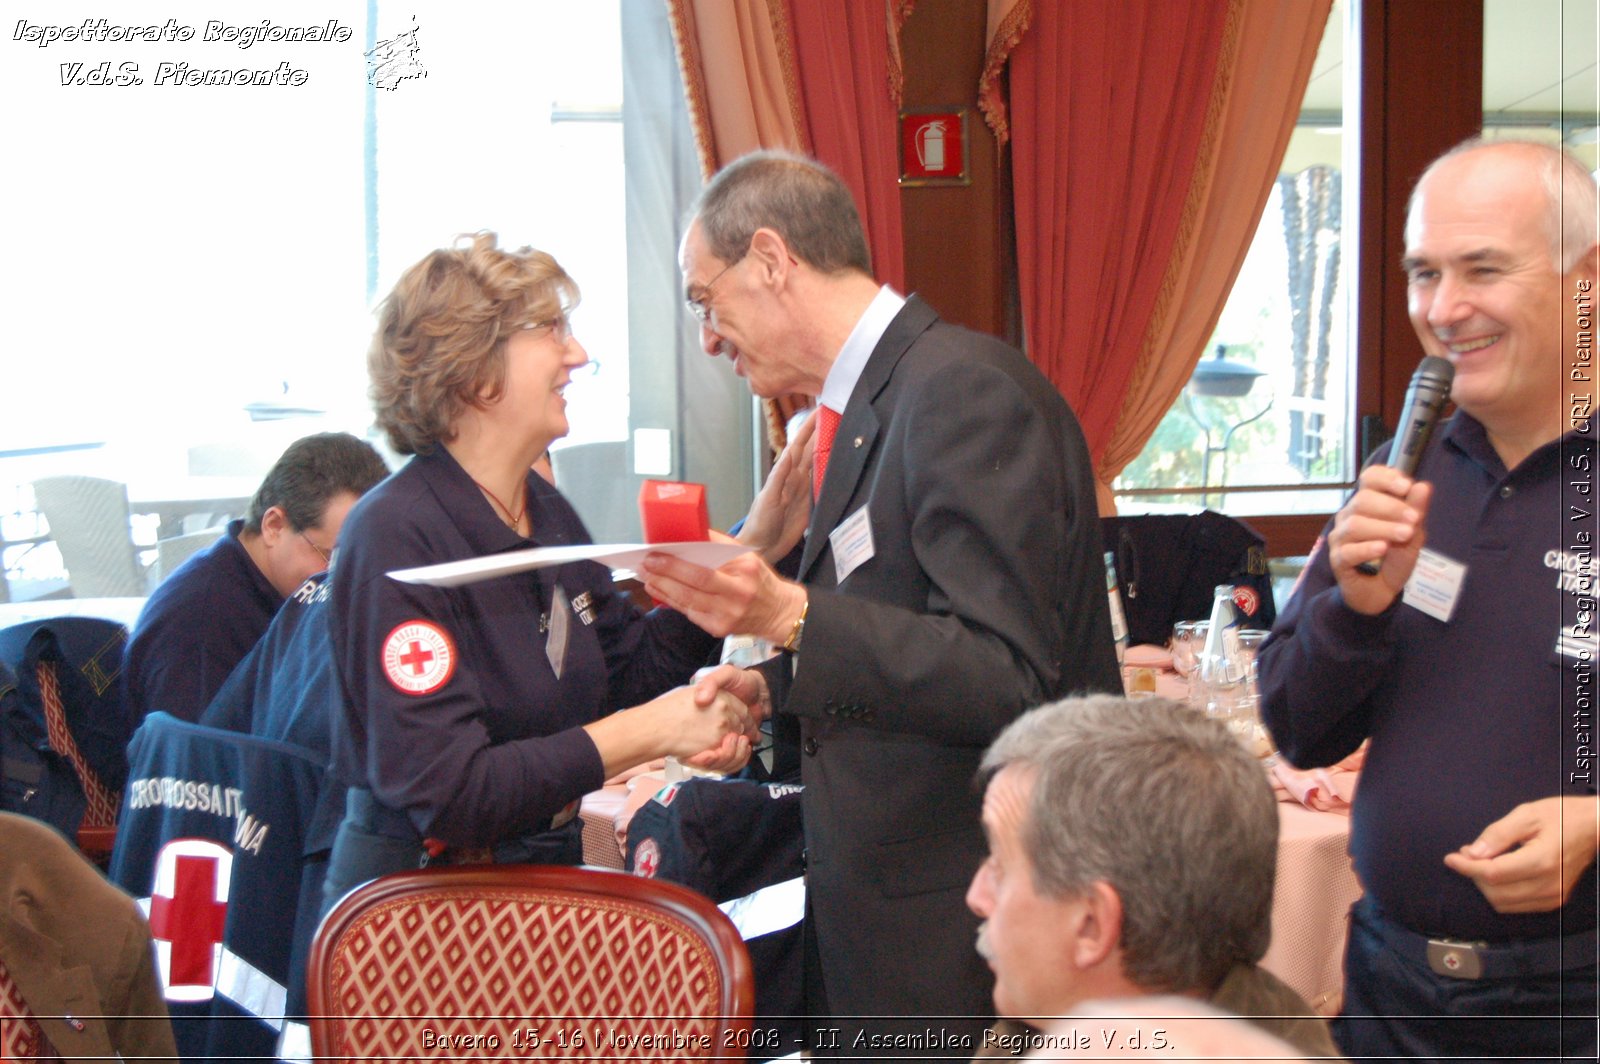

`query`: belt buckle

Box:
[1427,937,1486,979]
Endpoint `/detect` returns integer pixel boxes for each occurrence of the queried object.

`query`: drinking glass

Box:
[1234,629,1270,692]
[1171,614,1203,704]
[1231,628,1271,751]
[1169,620,1205,676]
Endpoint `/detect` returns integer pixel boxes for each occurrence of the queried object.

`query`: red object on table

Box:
[639,481,709,543]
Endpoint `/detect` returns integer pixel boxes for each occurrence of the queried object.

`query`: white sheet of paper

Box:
[387,541,749,588]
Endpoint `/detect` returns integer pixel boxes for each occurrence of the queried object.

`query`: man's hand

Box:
[693,663,772,727]
[1327,464,1433,616]
[1443,796,1600,913]
[737,413,815,564]
[642,550,807,644]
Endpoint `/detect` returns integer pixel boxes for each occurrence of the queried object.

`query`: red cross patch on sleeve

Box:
[382,620,457,695]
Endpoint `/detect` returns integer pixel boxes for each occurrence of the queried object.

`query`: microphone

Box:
[1356,355,1454,575]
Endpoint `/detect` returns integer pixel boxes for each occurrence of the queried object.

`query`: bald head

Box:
[1408,139,1597,273]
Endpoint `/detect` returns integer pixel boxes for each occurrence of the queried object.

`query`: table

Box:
[580,785,630,869]
[127,476,257,538]
[1263,803,1361,1014]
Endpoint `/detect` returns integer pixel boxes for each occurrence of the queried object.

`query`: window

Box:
[1,1,747,599]
[1115,1,1352,517]
[1116,0,1598,526]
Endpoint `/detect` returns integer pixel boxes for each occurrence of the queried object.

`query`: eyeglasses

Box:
[522,313,573,344]
[300,531,332,568]
[684,250,748,325]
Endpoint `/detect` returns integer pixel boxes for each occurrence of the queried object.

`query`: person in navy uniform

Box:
[1259,139,1598,1060]
[321,232,792,906]
[123,431,389,724]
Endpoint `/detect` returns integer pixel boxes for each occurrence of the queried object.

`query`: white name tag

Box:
[830,505,875,585]
[1402,547,1466,623]
[546,584,571,679]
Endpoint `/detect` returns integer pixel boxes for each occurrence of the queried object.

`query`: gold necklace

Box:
[471,476,527,531]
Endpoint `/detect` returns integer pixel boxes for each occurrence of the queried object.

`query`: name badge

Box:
[1402,547,1466,623]
[546,584,571,679]
[830,505,875,585]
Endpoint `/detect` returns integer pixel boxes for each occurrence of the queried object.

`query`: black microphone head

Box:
[1355,355,1457,573]
[1414,355,1455,391]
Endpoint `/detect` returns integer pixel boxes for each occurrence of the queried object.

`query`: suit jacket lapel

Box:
[799,297,939,582]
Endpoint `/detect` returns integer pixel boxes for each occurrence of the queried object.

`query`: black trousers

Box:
[1334,896,1598,1062]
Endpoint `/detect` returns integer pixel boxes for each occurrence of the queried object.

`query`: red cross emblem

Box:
[634,838,661,878]
[149,839,233,1002]
[383,620,456,695]
[1231,585,1261,617]
[1442,951,1462,970]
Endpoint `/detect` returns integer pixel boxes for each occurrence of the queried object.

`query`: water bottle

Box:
[1196,585,1248,734]
[1105,551,1129,669]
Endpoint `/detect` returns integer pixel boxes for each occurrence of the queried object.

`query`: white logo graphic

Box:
[382,620,456,695]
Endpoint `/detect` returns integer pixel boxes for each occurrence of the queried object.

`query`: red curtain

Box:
[1007,0,1230,465]
[786,1,907,291]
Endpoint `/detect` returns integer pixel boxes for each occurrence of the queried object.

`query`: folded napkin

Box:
[1269,745,1366,814]
[1124,643,1174,670]
[615,771,671,853]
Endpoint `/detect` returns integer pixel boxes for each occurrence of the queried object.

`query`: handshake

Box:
[673,663,774,774]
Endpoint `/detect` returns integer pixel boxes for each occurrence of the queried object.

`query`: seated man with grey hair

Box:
[966,694,1338,1060]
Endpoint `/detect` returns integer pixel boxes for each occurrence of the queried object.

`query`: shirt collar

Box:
[819,285,905,413]
[412,447,532,553]
[1441,409,1594,479]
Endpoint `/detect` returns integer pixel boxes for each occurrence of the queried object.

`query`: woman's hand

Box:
[684,732,755,774]
[736,412,815,563]
[585,685,752,779]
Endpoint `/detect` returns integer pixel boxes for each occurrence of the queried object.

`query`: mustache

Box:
[975,920,994,963]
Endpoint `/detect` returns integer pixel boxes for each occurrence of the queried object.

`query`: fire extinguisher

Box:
[915,120,946,173]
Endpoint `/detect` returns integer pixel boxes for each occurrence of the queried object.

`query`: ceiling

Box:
[1300,0,1597,126]
[1286,0,1598,171]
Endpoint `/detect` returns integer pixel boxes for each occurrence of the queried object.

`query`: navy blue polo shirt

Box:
[1261,412,1597,942]
[327,448,715,849]
[123,519,282,725]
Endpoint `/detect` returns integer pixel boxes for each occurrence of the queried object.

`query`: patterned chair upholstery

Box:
[0,957,54,1060]
[307,864,755,1063]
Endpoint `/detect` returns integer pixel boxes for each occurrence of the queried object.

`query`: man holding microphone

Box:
[1259,138,1598,1060]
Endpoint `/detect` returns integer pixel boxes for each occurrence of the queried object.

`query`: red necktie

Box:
[813,404,841,500]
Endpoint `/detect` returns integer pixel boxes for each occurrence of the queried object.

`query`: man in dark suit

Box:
[643,150,1120,1057]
